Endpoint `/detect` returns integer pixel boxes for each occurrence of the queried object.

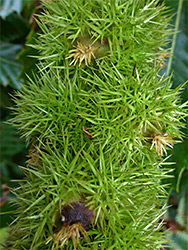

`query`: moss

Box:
[5,0,187,249]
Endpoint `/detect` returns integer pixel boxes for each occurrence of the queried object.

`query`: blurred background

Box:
[0,0,187,249]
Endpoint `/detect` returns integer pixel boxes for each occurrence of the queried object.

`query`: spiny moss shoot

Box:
[5,0,187,250]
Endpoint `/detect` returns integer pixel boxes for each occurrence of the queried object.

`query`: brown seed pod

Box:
[61,201,94,230]
[46,202,94,249]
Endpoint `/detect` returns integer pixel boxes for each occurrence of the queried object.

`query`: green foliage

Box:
[161,1,188,247]
[0,11,28,89]
[18,30,39,82]
[171,3,188,88]
[0,12,29,43]
[165,0,188,185]
[0,1,37,89]
[165,185,188,250]
[0,121,26,178]
[0,0,22,18]
[0,0,33,18]
[0,42,22,89]
[3,0,188,249]
[0,0,39,235]
[0,119,25,229]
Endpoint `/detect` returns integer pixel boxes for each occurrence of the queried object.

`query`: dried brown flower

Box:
[150,132,176,156]
[46,223,88,250]
[155,51,171,68]
[66,41,99,67]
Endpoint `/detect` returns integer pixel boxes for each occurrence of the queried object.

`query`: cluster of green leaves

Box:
[0,0,23,18]
[0,120,26,179]
[161,1,188,249]
[0,0,38,89]
[165,186,188,250]
[0,115,26,243]
[3,0,187,249]
[0,0,38,243]
[165,0,188,187]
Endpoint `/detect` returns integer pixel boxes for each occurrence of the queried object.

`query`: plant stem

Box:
[167,0,183,76]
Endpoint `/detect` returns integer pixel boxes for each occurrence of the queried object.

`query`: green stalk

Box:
[166,0,183,76]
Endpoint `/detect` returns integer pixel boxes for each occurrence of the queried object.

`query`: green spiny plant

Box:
[3,0,187,249]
